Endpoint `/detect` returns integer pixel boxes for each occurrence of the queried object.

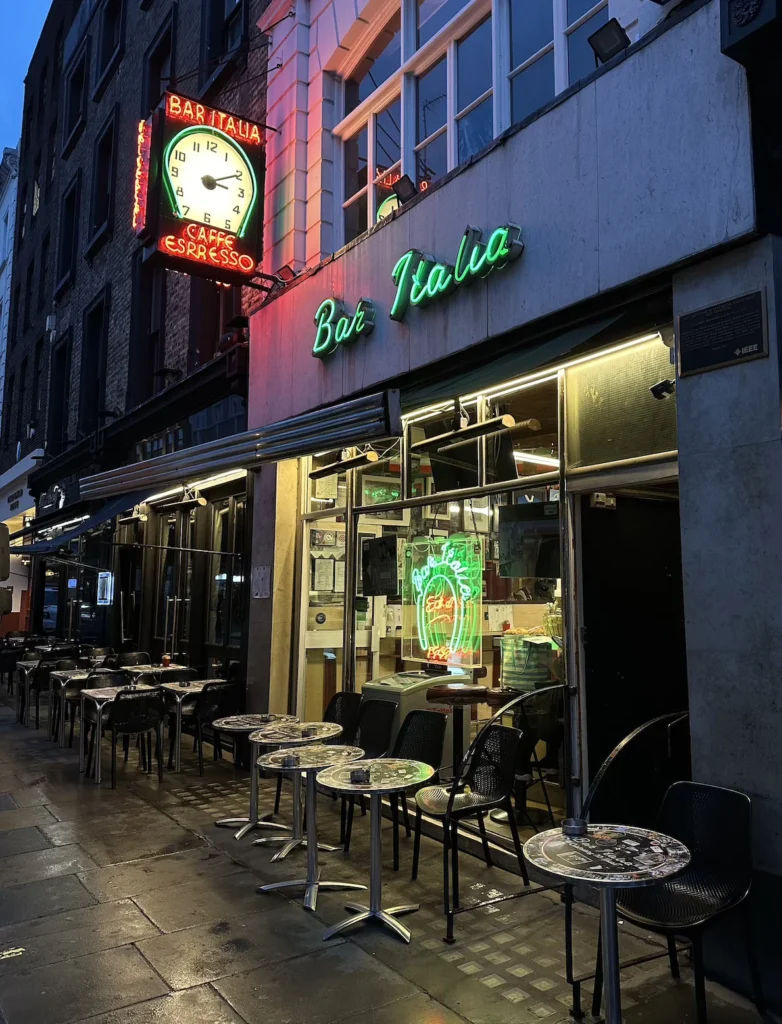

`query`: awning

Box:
[80,391,402,501]
[400,314,623,411]
[18,490,150,556]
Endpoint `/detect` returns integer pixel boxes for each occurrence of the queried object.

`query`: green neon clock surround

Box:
[390,223,524,321]
[162,125,259,238]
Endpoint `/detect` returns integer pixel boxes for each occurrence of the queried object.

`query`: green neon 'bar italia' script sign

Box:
[312,297,375,358]
[390,223,524,322]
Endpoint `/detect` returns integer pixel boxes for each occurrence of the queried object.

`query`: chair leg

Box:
[197,722,204,776]
[123,735,130,764]
[111,730,118,790]
[274,774,283,815]
[401,793,412,837]
[477,811,493,867]
[213,728,220,760]
[157,728,164,782]
[139,734,147,771]
[443,817,453,943]
[340,795,347,844]
[35,689,40,729]
[391,794,400,872]
[591,922,603,1019]
[147,734,153,774]
[450,820,460,911]
[69,707,76,748]
[691,932,708,1024]
[412,806,422,881]
[667,935,681,979]
[167,720,176,770]
[87,724,96,778]
[344,796,355,852]
[505,797,530,885]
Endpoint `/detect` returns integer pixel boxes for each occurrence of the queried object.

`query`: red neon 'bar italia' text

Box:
[166,94,263,146]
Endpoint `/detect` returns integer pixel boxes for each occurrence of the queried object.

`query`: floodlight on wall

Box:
[309,449,380,480]
[588,18,631,64]
[392,174,418,204]
[277,264,296,283]
[409,414,516,454]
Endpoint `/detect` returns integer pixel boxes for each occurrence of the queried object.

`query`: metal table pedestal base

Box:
[253,771,335,862]
[599,886,622,1024]
[214,739,293,841]
[323,792,420,943]
[259,770,365,912]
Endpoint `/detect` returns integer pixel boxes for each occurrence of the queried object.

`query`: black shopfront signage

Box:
[678,291,767,376]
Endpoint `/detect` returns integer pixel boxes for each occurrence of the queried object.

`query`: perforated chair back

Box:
[392,709,447,771]
[117,652,151,667]
[193,681,241,724]
[87,669,130,690]
[20,651,38,662]
[106,690,166,734]
[464,723,521,802]
[324,691,363,745]
[356,698,396,758]
[84,647,114,658]
[55,659,79,671]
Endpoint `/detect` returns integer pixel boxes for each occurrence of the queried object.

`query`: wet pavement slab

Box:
[0,697,766,1024]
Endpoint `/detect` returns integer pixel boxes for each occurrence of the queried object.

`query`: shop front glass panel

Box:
[308,451,348,512]
[486,377,560,484]
[43,566,60,633]
[229,498,246,647]
[408,404,480,498]
[566,336,677,468]
[208,500,230,646]
[180,509,196,643]
[155,513,178,640]
[303,517,347,718]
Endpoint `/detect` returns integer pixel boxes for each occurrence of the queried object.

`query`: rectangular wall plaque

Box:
[678,290,767,376]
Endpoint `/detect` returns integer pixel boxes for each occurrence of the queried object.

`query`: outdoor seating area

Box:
[0,630,768,1024]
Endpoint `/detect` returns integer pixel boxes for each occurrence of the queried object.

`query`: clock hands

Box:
[201,174,228,191]
[213,173,242,182]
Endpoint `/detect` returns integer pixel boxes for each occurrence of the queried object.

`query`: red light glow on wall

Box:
[165,93,263,146]
[161,223,257,274]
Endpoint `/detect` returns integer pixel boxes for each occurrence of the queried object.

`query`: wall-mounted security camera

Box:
[650,378,676,400]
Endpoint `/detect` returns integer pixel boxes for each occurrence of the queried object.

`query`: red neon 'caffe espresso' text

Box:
[162,224,256,274]
[166,93,262,146]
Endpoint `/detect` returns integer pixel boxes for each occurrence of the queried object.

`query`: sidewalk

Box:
[0,696,763,1024]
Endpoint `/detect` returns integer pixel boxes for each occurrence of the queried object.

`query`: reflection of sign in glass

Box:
[97,572,114,606]
[402,536,483,668]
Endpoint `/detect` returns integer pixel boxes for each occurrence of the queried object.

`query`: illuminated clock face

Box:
[164,126,256,236]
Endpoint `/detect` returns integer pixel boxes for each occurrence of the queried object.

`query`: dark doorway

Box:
[580,485,690,822]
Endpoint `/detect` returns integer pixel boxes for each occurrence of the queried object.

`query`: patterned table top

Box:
[81,683,155,702]
[317,758,435,794]
[258,744,364,772]
[249,721,342,746]
[160,680,216,695]
[211,713,299,733]
[523,825,691,888]
[125,664,188,675]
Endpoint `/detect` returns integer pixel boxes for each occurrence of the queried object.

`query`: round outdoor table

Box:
[210,713,299,840]
[248,721,343,859]
[426,682,488,777]
[317,758,435,944]
[524,825,691,1024]
[257,744,367,911]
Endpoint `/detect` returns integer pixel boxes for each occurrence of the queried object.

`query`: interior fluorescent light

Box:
[514,452,560,468]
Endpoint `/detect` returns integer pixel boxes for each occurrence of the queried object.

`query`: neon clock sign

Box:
[403,536,483,668]
[133,92,264,285]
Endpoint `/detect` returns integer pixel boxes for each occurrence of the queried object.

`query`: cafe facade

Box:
[239,0,782,999]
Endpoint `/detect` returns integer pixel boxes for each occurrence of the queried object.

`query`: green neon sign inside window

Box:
[390,224,524,321]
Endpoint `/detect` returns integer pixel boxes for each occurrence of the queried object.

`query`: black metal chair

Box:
[74,670,131,750]
[170,681,241,774]
[588,782,761,1024]
[387,709,447,871]
[29,656,62,730]
[49,658,79,741]
[413,720,530,942]
[88,688,167,788]
[114,651,151,667]
[160,668,198,684]
[342,698,397,850]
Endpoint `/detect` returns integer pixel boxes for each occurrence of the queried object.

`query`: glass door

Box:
[204,495,246,674]
[154,510,195,663]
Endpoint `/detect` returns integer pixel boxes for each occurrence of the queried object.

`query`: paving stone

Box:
[41,791,152,822]
[215,943,418,1024]
[0,793,18,810]
[334,992,467,1023]
[0,804,56,831]
[136,901,327,988]
[0,898,159,976]
[0,944,169,1024]
[0,825,51,858]
[132,869,272,932]
[78,846,244,901]
[64,985,246,1024]
[0,873,96,927]
[0,843,98,886]
[41,817,206,866]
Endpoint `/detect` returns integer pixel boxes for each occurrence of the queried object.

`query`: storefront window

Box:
[308,451,348,512]
[229,498,246,646]
[407,403,480,497]
[156,513,178,640]
[487,376,560,483]
[208,500,231,646]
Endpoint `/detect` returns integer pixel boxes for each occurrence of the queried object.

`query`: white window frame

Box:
[333,0,610,247]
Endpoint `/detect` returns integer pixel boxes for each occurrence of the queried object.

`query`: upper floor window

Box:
[87,108,117,254]
[56,170,81,296]
[205,0,246,71]
[144,15,173,114]
[32,155,42,217]
[19,188,27,242]
[63,42,89,156]
[95,0,124,98]
[337,0,609,246]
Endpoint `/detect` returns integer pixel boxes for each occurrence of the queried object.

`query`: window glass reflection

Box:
[415,132,447,189]
[510,50,555,124]
[417,0,471,47]
[457,96,493,163]
[457,17,492,110]
[345,11,402,114]
[344,126,368,200]
[510,0,553,67]
[567,7,607,84]
[417,59,447,143]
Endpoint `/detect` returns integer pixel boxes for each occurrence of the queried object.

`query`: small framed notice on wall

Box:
[678,290,767,376]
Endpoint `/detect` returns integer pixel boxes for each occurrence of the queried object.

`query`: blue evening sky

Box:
[0,1,55,152]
